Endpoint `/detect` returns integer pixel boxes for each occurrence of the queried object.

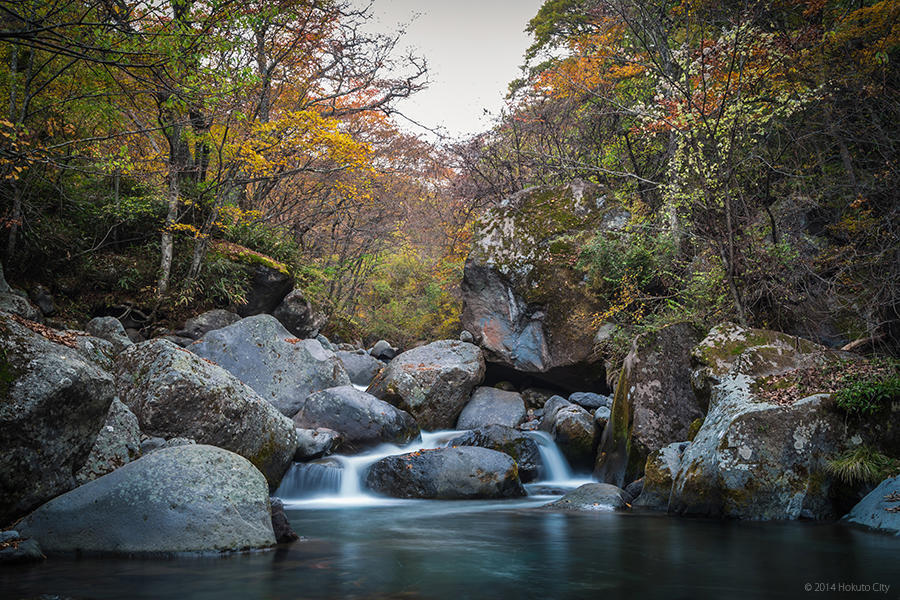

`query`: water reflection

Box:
[2,506,898,600]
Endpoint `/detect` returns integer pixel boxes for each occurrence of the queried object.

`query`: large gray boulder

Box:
[177,309,240,340]
[633,442,688,510]
[594,322,703,487]
[85,316,134,355]
[0,314,115,524]
[460,181,626,390]
[540,396,596,471]
[668,324,850,520]
[0,292,42,321]
[336,350,385,387]
[844,476,900,536]
[448,425,542,482]
[365,446,526,499]
[272,290,326,339]
[367,340,485,430]
[542,483,629,511]
[456,386,526,429]
[292,386,420,454]
[18,445,275,554]
[75,398,142,485]
[115,339,298,488]
[191,314,350,417]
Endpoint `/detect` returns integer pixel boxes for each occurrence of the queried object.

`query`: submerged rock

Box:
[368,340,485,430]
[365,446,526,499]
[844,475,900,536]
[291,386,420,454]
[75,398,142,485]
[0,537,44,564]
[543,483,629,512]
[18,445,276,555]
[0,314,115,524]
[448,425,542,482]
[190,314,350,417]
[456,386,526,429]
[115,339,298,488]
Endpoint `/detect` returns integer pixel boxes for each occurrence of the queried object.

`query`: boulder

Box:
[0,537,44,564]
[272,290,326,338]
[336,350,385,387]
[140,436,196,454]
[448,425,542,482]
[115,339,298,488]
[623,478,644,503]
[29,285,56,316]
[521,387,555,410]
[370,340,397,361]
[364,446,526,499]
[456,386,526,429]
[367,340,485,430]
[191,314,350,417]
[669,324,853,520]
[0,314,115,524]
[595,322,703,487]
[294,428,342,461]
[593,406,611,432]
[85,316,134,355]
[569,392,610,409]
[75,398,142,485]
[291,386,420,454]
[235,264,294,317]
[0,293,42,321]
[543,483,629,511]
[844,476,900,536]
[18,445,276,554]
[177,309,240,340]
[634,442,688,510]
[317,334,335,352]
[460,181,627,389]
[270,498,299,543]
[459,330,474,343]
[540,396,596,471]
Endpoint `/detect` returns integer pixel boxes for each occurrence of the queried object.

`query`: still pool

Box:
[2,498,898,599]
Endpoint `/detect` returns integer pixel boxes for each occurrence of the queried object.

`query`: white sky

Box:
[365,0,545,141]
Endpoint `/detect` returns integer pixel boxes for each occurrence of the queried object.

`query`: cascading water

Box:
[275,429,591,507]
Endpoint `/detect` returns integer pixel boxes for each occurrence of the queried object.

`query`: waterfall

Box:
[275,428,591,507]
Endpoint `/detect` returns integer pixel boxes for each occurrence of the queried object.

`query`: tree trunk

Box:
[157,172,179,296]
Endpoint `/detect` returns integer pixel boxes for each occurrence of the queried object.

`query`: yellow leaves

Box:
[164,222,207,239]
[234,109,373,178]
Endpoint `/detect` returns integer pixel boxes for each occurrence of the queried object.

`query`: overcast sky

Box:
[365,0,545,141]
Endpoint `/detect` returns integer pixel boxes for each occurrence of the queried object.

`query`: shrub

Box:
[826,445,900,485]
[834,370,900,416]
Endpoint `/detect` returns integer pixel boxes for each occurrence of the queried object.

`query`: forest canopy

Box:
[0,0,897,351]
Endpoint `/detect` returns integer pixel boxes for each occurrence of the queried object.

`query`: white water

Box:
[275,429,592,509]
